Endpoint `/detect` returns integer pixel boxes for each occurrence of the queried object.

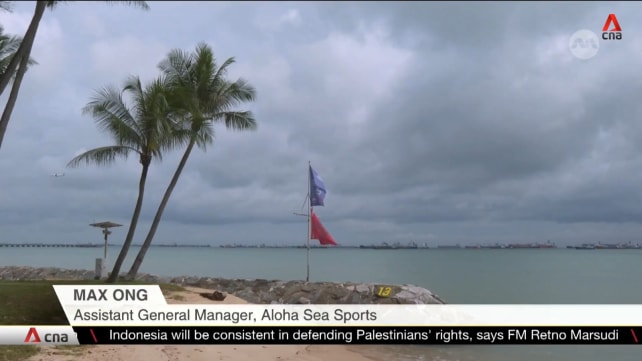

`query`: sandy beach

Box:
[25,286,380,361]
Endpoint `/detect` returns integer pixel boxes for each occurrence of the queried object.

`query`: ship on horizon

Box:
[568,241,641,250]
[359,241,422,249]
[437,244,461,249]
[506,240,556,249]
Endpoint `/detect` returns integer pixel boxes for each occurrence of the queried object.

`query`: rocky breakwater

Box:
[0,266,446,304]
[173,278,446,305]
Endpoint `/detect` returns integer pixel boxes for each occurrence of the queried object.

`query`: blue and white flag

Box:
[309,165,326,207]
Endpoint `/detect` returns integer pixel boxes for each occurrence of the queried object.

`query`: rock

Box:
[355,284,371,294]
[200,291,226,301]
[309,285,350,303]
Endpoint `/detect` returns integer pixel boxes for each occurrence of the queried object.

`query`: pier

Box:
[0,243,101,248]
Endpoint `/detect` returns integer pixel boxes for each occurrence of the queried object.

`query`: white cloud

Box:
[231,52,295,113]
[254,8,303,32]
[279,9,302,27]
[535,34,576,66]
[299,26,413,101]
[292,25,413,131]
[79,12,106,38]
[89,36,168,83]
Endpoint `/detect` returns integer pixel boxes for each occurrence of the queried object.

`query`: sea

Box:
[1,246,641,361]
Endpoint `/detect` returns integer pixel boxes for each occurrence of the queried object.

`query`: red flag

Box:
[311,211,337,245]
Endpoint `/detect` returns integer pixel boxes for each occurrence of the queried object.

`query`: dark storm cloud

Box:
[1,1,642,245]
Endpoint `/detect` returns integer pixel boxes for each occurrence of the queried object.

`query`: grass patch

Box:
[0,280,183,360]
[0,346,39,361]
[0,281,71,325]
[159,282,185,294]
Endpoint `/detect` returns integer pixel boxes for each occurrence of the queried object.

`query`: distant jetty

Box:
[0,243,211,248]
[566,242,641,250]
[357,240,641,250]
[0,243,101,248]
[359,241,422,249]
[359,241,559,249]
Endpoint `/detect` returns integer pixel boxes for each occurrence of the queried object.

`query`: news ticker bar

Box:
[67,326,640,345]
[3,326,641,345]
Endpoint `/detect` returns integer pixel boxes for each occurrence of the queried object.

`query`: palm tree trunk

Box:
[105,161,150,283]
[0,1,46,150]
[0,0,45,97]
[0,47,32,149]
[127,139,196,279]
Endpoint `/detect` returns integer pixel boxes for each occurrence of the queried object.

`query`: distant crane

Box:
[50,172,65,177]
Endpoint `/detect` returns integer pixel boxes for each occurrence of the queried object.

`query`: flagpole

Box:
[307,161,311,282]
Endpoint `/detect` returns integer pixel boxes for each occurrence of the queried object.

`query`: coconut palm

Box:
[68,75,187,283]
[126,43,257,279]
[0,1,149,151]
[0,25,37,146]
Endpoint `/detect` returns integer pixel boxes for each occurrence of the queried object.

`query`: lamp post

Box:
[90,221,122,279]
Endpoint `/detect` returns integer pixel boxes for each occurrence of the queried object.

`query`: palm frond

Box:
[123,75,146,123]
[194,44,215,97]
[158,48,193,84]
[221,111,257,131]
[67,145,139,168]
[211,57,235,86]
[0,28,38,78]
[83,86,143,148]
[193,122,215,150]
[212,78,256,112]
[141,75,190,156]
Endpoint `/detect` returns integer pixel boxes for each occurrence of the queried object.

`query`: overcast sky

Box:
[1,1,641,246]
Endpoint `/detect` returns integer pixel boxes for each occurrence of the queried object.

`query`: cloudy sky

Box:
[0,1,641,247]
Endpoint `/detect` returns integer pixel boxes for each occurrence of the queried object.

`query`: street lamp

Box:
[90,221,122,279]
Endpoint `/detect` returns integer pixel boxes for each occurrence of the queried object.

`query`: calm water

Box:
[2,247,641,360]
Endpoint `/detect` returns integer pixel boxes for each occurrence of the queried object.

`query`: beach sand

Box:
[26,286,380,361]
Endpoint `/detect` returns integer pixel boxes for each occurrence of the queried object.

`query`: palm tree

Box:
[126,43,257,279]
[0,1,149,151]
[68,75,186,283]
[0,25,37,146]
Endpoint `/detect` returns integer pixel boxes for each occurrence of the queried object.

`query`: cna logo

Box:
[24,327,69,343]
[568,13,622,60]
[602,13,622,40]
[24,327,41,343]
